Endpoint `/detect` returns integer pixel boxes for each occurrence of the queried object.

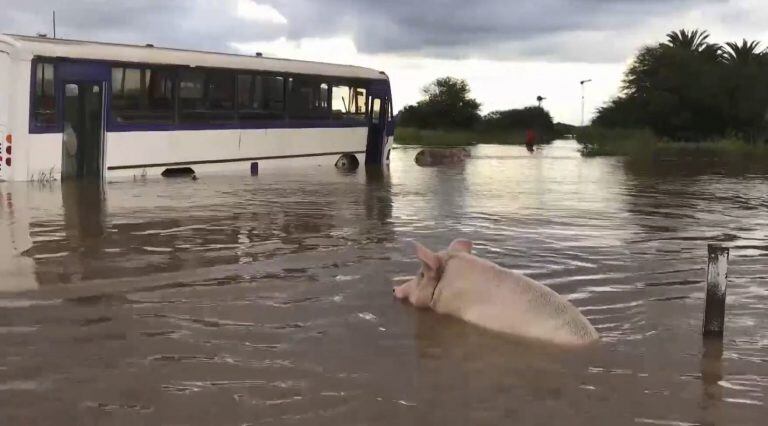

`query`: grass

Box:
[395,127,557,147]
[576,126,768,160]
[396,125,768,168]
[575,127,659,157]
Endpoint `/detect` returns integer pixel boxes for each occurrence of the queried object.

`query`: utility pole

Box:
[52,10,56,38]
[580,79,592,127]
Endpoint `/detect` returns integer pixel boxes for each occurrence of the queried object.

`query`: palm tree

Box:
[723,39,766,65]
[665,29,723,59]
[665,29,711,51]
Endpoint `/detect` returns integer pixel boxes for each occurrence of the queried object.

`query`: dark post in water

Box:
[703,244,729,337]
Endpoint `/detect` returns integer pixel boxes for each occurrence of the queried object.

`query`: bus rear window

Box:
[34,62,57,128]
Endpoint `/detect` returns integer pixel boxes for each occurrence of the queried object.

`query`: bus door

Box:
[365,82,392,165]
[57,62,109,180]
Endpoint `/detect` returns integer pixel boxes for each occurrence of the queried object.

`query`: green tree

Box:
[481,106,554,132]
[595,29,736,141]
[723,40,768,142]
[624,43,727,139]
[398,77,481,129]
[664,29,722,60]
[595,28,768,143]
[593,96,645,129]
[723,39,765,65]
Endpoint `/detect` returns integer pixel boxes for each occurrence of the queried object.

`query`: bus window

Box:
[34,62,57,128]
[371,98,381,124]
[287,77,330,119]
[318,84,329,111]
[331,85,368,121]
[206,70,236,113]
[332,85,352,117]
[111,67,174,124]
[264,76,285,112]
[238,74,258,109]
[238,74,285,119]
[179,69,206,122]
[179,69,236,123]
[354,89,367,114]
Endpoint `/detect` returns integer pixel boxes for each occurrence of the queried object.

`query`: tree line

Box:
[594,29,768,143]
[397,77,557,136]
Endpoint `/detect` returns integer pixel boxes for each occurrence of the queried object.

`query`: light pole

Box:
[536,95,546,108]
[580,79,592,127]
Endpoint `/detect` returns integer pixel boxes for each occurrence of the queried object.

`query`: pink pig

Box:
[393,239,599,346]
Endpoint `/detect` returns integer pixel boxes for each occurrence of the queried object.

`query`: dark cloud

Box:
[4,0,726,62]
[5,0,283,52]
[273,0,727,61]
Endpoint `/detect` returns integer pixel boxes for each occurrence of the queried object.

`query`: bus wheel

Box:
[335,154,360,171]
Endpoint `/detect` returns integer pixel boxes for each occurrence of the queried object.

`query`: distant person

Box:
[525,129,536,151]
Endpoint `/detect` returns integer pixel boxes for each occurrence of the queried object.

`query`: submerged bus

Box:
[0,34,394,182]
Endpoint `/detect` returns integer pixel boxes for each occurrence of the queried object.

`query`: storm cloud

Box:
[5,0,286,52]
[274,0,727,61]
[4,0,733,63]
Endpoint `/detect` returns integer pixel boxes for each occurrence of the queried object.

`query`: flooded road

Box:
[1,141,767,425]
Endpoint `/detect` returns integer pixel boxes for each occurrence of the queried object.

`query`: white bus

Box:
[0,34,394,182]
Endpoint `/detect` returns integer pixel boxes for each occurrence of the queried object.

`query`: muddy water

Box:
[0,141,766,425]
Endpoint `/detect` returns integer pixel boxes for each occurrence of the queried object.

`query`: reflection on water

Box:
[1,141,767,425]
[700,337,724,425]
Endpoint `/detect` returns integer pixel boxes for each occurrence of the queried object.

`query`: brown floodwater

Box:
[1,141,766,425]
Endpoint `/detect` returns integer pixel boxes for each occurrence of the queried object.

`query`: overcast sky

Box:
[6,0,768,124]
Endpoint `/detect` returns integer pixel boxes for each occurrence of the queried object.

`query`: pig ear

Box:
[448,239,472,254]
[412,240,441,271]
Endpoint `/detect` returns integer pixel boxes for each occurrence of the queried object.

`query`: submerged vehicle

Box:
[0,34,394,182]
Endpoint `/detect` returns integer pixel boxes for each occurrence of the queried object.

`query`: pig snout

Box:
[393,283,410,300]
[392,277,413,299]
[392,277,413,300]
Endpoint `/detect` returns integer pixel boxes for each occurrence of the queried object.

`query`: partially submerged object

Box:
[414,148,471,167]
[0,33,395,182]
[393,239,599,346]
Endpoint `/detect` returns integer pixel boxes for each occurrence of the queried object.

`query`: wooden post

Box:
[703,244,729,337]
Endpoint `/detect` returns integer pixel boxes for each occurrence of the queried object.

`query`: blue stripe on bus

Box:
[28,118,370,134]
[108,118,370,133]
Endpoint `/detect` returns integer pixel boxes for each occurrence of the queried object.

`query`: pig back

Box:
[431,253,598,345]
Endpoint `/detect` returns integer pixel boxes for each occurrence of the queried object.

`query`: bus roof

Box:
[0,34,388,81]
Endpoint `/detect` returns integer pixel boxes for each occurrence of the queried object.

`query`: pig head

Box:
[393,239,471,307]
[393,239,599,346]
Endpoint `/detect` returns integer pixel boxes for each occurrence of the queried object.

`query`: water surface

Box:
[1,141,766,425]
